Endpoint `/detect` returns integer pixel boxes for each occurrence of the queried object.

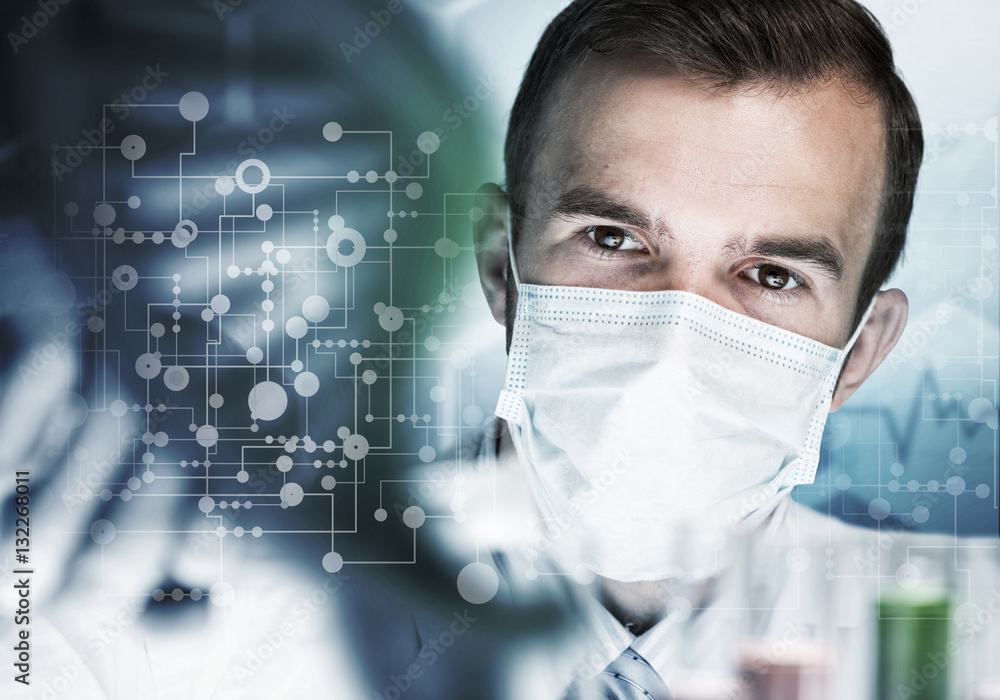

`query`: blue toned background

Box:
[425,0,1000,537]
[0,1,996,697]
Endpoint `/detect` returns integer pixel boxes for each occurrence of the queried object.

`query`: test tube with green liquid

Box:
[877,587,952,700]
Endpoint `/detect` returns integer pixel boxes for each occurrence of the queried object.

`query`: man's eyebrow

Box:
[732,236,846,282]
[550,186,669,239]
[550,187,845,280]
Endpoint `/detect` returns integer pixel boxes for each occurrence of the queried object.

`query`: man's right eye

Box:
[586,225,642,251]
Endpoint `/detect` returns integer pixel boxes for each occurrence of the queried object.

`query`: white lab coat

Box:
[403,418,1000,700]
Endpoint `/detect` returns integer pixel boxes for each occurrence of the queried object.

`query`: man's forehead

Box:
[528,53,886,262]
[540,53,883,187]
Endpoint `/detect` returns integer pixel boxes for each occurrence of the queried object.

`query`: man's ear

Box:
[830,288,908,412]
[472,182,511,327]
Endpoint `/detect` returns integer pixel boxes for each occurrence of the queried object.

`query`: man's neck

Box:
[596,577,679,637]
[494,420,779,636]
[495,425,684,635]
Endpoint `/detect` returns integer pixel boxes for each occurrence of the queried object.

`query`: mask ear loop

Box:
[506,204,522,290]
[843,291,880,355]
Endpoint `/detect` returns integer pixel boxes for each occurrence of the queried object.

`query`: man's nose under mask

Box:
[496,218,875,582]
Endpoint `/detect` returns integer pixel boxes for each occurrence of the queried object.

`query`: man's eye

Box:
[746,263,801,291]
[586,225,642,251]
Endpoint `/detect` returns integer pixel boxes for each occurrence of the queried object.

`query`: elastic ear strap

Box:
[845,291,879,353]
[506,204,522,290]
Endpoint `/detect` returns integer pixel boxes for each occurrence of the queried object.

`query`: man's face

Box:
[514,55,886,349]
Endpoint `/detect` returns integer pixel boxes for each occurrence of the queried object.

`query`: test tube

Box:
[670,674,741,700]
[876,587,952,700]
[953,540,1000,695]
[969,681,1000,700]
[737,641,836,700]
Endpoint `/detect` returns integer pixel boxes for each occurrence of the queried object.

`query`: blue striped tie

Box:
[592,646,672,700]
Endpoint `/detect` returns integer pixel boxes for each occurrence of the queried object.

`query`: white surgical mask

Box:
[495,216,875,582]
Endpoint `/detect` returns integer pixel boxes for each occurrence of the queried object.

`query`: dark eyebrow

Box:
[551,185,844,281]
[549,185,671,239]
[734,236,846,282]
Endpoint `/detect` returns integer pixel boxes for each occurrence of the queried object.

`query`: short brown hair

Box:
[505,0,923,332]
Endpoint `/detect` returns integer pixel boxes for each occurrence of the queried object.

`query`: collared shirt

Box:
[451,416,1000,699]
